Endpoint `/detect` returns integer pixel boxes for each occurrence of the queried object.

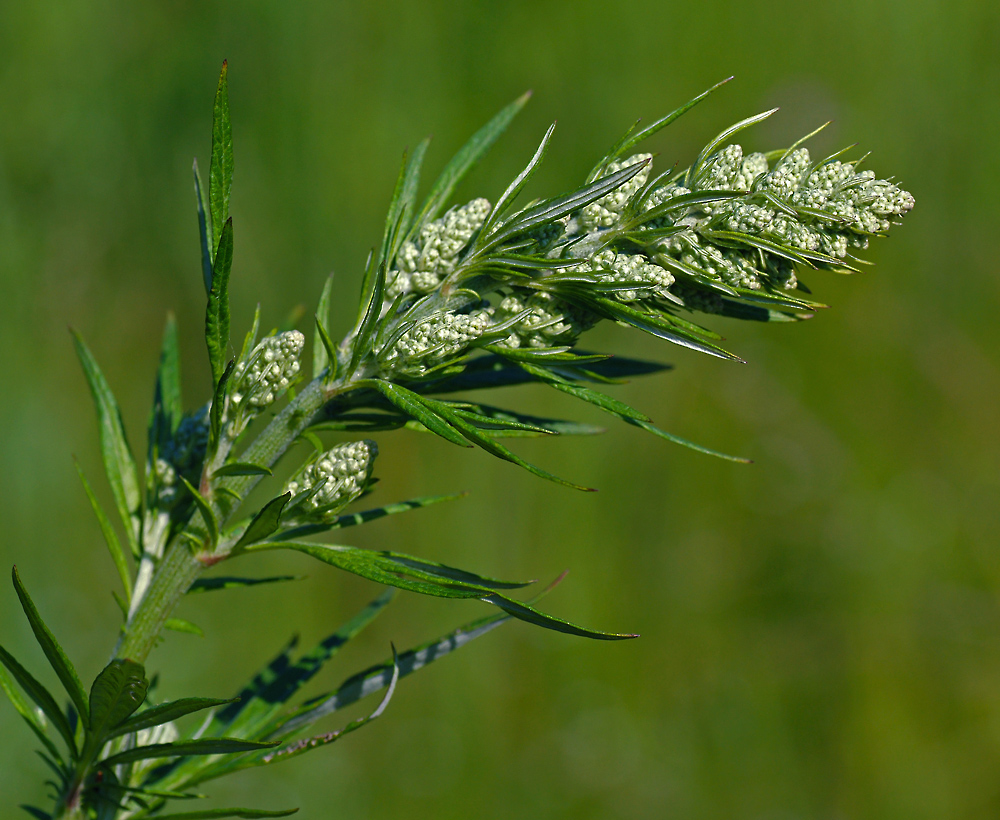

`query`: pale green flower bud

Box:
[383,308,494,376]
[398,198,491,278]
[579,249,674,303]
[231,330,305,411]
[285,440,378,516]
[493,292,598,349]
[581,153,652,230]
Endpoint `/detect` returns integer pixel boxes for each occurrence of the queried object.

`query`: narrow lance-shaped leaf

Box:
[149,314,183,462]
[209,60,234,258]
[11,567,89,727]
[312,274,336,379]
[380,138,430,270]
[205,218,234,387]
[149,810,297,819]
[74,460,132,599]
[72,331,142,555]
[0,662,68,766]
[212,462,273,478]
[164,619,205,637]
[109,696,236,739]
[100,737,279,768]
[231,493,290,551]
[85,659,147,751]
[194,160,214,293]
[179,477,220,548]
[188,575,300,594]
[408,90,531,238]
[0,642,77,755]
[368,380,470,448]
[480,121,556,239]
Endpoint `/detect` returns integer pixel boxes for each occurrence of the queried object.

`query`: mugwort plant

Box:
[1,64,913,818]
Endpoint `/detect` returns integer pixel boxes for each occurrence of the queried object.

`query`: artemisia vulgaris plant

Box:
[1,64,913,818]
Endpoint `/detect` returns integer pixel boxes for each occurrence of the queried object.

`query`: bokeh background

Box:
[1,2,998,818]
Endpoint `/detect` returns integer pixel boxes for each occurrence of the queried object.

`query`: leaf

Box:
[480,122,556,239]
[479,591,637,640]
[11,567,89,728]
[205,218,234,387]
[347,261,386,375]
[625,418,751,463]
[74,460,132,599]
[312,274,337,379]
[209,60,234,258]
[686,109,779,188]
[110,696,236,739]
[409,91,531,237]
[232,493,291,551]
[19,807,52,820]
[420,396,592,490]
[149,810,297,819]
[592,77,733,177]
[149,313,183,459]
[516,362,650,421]
[381,138,430,270]
[193,160,213,293]
[72,331,142,555]
[87,659,147,746]
[179,477,219,548]
[0,642,77,755]
[212,462,273,478]
[164,619,205,637]
[209,358,236,450]
[0,664,67,766]
[369,381,470,448]
[273,493,465,542]
[188,576,300,594]
[100,738,279,768]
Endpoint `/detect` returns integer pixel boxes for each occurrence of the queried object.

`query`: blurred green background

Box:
[1,1,998,817]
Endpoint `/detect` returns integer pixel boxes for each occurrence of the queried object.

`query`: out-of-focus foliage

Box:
[0,2,996,819]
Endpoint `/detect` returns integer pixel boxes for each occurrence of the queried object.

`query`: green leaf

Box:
[480,122,555,239]
[348,260,386,375]
[273,493,465,542]
[593,77,732,177]
[409,91,531,237]
[72,331,142,556]
[625,417,751,463]
[0,642,77,755]
[100,737,279,768]
[686,108,779,188]
[11,567,89,728]
[312,274,337,379]
[381,138,430,270]
[479,591,637,640]
[19,807,52,820]
[110,696,236,739]
[179,477,220,548]
[209,358,236,451]
[149,810,297,819]
[164,618,205,637]
[188,576,300,594]
[0,664,67,766]
[193,159,213,294]
[205,218,234,387]
[212,462,273,478]
[74,460,132,599]
[516,362,650,421]
[232,493,291,551]
[149,314,183,461]
[209,60,234,258]
[422,396,591,490]
[369,381,470,448]
[86,659,147,747]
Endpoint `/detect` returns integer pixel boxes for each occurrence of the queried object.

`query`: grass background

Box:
[1,1,998,818]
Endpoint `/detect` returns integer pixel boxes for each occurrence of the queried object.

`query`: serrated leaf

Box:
[209,60,233,258]
[205,218,234,387]
[11,567,89,728]
[179,477,219,548]
[409,91,531,238]
[101,737,279,768]
[212,462,273,478]
[110,696,236,739]
[312,274,337,379]
[164,618,205,637]
[74,460,132,599]
[188,576,300,594]
[193,160,213,293]
[87,659,147,747]
[0,642,77,755]
[150,811,297,819]
[232,493,290,551]
[72,331,142,555]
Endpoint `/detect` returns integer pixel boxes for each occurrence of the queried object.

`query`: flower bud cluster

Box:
[155,408,209,507]
[581,154,652,231]
[382,308,494,376]
[387,198,491,298]
[231,331,305,411]
[573,249,675,303]
[493,291,598,350]
[285,440,378,516]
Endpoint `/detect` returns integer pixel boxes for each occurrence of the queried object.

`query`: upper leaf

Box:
[205,218,234,387]
[87,659,148,747]
[209,60,234,259]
